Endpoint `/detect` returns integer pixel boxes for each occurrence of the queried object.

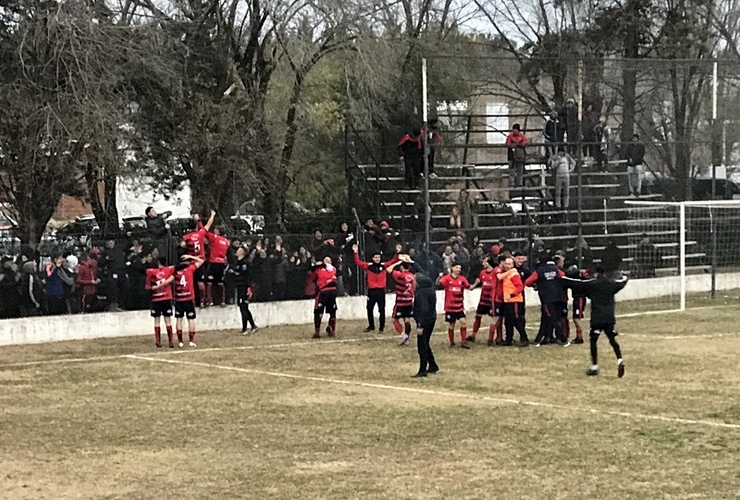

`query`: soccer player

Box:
[562,268,628,377]
[310,256,338,339]
[412,272,439,377]
[174,254,204,348]
[205,226,230,307]
[386,255,415,346]
[524,256,570,347]
[438,262,470,348]
[498,257,529,347]
[467,255,497,344]
[353,244,398,333]
[490,254,507,345]
[181,210,216,306]
[233,245,257,334]
[145,257,176,348]
[566,264,590,344]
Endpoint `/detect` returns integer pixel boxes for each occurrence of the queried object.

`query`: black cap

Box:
[512,250,525,257]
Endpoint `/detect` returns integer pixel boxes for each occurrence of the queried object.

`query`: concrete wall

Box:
[2,273,739,346]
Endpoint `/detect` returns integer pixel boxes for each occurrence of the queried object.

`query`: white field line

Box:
[0,337,386,369]
[126,354,740,431]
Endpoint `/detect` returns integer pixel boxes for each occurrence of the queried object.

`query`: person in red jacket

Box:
[75,252,100,312]
[205,226,230,307]
[181,210,215,306]
[438,262,471,349]
[145,257,176,348]
[310,256,338,339]
[353,243,398,333]
[505,124,528,188]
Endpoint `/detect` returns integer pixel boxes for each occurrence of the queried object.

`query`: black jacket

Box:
[562,274,628,325]
[145,214,171,239]
[626,142,646,166]
[413,273,437,328]
[233,257,251,288]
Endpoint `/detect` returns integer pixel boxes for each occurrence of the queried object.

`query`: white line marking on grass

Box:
[615,304,736,319]
[126,354,740,431]
[0,336,391,369]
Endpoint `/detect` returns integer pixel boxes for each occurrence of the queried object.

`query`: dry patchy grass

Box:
[1,300,740,499]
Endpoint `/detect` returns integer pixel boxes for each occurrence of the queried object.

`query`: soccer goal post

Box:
[624,199,740,311]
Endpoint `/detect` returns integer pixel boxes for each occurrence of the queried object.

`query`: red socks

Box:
[205,283,213,304]
[576,328,583,341]
[154,326,161,346]
[166,326,174,345]
[176,330,183,343]
[473,316,482,335]
[393,319,403,334]
[488,324,496,343]
[448,328,454,344]
[495,320,503,343]
[460,327,467,343]
[189,329,196,342]
[328,317,336,333]
[404,322,411,335]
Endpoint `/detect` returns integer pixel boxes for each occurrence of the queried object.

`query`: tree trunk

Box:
[620,0,640,155]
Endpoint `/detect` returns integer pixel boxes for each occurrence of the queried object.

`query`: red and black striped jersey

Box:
[440,274,469,313]
[477,269,496,307]
[392,269,415,307]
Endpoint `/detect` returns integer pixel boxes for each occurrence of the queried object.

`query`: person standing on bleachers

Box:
[424,119,443,179]
[626,134,646,197]
[549,147,576,210]
[505,124,528,188]
[594,115,612,170]
[398,129,423,189]
[543,111,564,160]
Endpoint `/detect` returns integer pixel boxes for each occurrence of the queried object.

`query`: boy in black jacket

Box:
[412,271,439,377]
[562,268,628,377]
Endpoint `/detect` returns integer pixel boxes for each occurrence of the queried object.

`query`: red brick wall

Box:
[52,195,92,222]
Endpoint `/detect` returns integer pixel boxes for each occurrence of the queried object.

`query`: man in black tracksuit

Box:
[413,272,439,377]
[524,257,569,347]
[562,269,628,377]
[353,244,396,332]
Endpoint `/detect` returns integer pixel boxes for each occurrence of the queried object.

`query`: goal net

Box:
[624,200,740,312]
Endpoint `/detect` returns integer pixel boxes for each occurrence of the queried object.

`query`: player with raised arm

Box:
[174,254,204,348]
[562,267,628,377]
[310,256,338,339]
[467,255,497,344]
[145,257,176,348]
[438,262,470,349]
[204,226,230,307]
[386,254,415,346]
[353,243,398,333]
[182,210,216,307]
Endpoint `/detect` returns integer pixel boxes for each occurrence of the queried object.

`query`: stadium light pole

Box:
[422,58,431,254]
[711,60,718,299]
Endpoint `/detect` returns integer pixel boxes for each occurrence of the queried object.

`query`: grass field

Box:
[2,299,740,499]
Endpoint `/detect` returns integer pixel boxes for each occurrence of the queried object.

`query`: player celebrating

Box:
[205,226,230,307]
[233,245,258,334]
[174,254,204,348]
[498,256,529,347]
[438,262,470,349]
[181,210,215,306]
[489,254,506,345]
[467,255,497,344]
[145,257,176,348]
[524,256,570,347]
[566,264,590,344]
[353,244,398,333]
[562,268,628,377]
[310,256,338,339]
[386,255,415,346]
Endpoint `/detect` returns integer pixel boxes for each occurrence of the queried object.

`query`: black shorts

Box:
[590,323,617,337]
[236,286,250,306]
[314,290,338,314]
[207,263,226,284]
[493,302,504,317]
[476,304,493,317]
[194,266,206,283]
[150,300,173,318]
[393,305,413,319]
[445,311,466,323]
[572,297,586,319]
[175,300,197,319]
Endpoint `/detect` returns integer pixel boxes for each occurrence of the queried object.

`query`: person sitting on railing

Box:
[398,128,423,189]
[505,124,528,188]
